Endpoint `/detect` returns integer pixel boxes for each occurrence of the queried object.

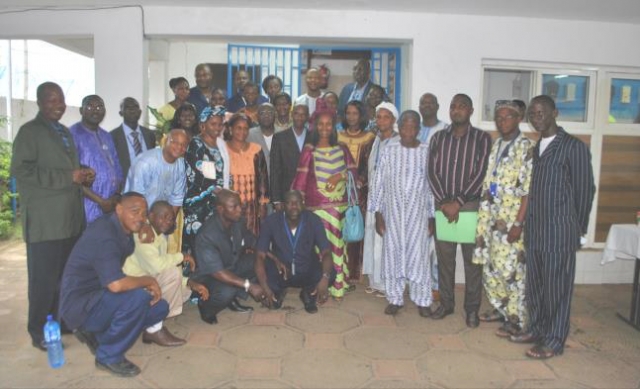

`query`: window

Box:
[608,77,640,124]
[541,73,590,122]
[482,68,532,121]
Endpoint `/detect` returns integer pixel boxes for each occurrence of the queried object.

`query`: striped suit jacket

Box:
[525,127,595,252]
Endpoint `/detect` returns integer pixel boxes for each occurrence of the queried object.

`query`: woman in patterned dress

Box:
[226,113,270,236]
[182,106,231,254]
[291,108,357,301]
[472,101,534,337]
[337,100,375,282]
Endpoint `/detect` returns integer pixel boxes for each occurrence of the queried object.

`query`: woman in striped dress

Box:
[292,108,357,300]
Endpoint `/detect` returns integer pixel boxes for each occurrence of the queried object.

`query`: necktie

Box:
[52,122,70,153]
[130,131,142,156]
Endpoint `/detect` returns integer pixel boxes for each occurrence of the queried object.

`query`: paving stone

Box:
[345,327,429,359]
[216,379,295,388]
[188,330,218,347]
[426,334,467,350]
[282,349,372,388]
[143,347,235,388]
[509,379,589,388]
[236,358,280,378]
[417,350,514,388]
[501,360,556,380]
[220,325,303,358]
[287,307,359,333]
[361,313,397,327]
[364,379,439,388]
[373,359,418,380]
[460,327,529,360]
[395,310,467,334]
[305,333,343,349]
[550,350,640,388]
[571,315,605,329]
[251,311,287,326]
[64,376,150,388]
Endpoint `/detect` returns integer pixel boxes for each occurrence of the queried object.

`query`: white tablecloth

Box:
[601,224,640,264]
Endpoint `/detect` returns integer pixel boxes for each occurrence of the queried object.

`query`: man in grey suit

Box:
[11,82,94,350]
[111,97,156,178]
[248,103,277,177]
[512,95,595,360]
[270,104,309,212]
[338,59,374,118]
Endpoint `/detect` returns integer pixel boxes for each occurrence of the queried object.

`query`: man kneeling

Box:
[123,200,209,346]
[60,193,168,377]
[255,190,334,313]
[191,190,266,324]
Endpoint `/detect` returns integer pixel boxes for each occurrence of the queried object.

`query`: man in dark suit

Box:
[111,97,156,178]
[270,104,309,212]
[338,59,374,117]
[512,95,595,360]
[11,82,94,350]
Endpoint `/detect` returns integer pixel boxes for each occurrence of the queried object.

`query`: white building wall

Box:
[1,5,638,284]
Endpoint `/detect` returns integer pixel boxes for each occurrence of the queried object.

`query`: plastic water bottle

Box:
[43,315,65,369]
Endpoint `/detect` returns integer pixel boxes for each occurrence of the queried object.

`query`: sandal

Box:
[346,284,356,293]
[365,287,375,294]
[495,322,521,338]
[525,345,556,360]
[374,291,386,298]
[479,309,504,323]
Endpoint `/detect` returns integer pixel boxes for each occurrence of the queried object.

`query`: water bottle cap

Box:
[47,314,53,321]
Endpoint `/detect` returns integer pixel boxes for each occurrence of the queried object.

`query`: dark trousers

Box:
[26,236,79,342]
[265,258,335,297]
[435,239,483,313]
[82,289,169,364]
[197,253,256,317]
[526,250,576,353]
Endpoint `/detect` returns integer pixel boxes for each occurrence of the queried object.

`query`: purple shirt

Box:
[70,122,123,223]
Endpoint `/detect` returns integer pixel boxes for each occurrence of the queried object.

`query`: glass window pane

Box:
[482,69,532,121]
[542,74,589,122]
[609,78,640,124]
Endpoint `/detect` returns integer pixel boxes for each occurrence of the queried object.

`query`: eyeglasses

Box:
[84,105,105,112]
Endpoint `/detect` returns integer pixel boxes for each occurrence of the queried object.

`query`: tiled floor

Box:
[1,239,639,388]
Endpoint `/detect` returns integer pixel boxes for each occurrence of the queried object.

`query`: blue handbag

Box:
[342,171,365,243]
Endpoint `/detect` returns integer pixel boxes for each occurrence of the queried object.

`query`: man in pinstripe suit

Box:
[512,95,595,359]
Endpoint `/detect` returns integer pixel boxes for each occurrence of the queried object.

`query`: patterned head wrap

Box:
[200,105,227,123]
[375,102,399,132]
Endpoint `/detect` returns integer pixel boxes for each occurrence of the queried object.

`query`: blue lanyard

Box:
[492,133,519,177]
[284,214,304,275]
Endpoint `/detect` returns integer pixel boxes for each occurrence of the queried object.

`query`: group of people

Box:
[11,58,595,378]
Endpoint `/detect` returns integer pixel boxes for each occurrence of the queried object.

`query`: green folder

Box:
[435,211,478,244]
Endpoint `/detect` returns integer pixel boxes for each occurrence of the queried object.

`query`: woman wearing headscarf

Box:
[337,100,375,283]
[159,77,190,122]
[182,106,231,254]
[362,102,400,296]
[226,113,270,236]
[273,92,293,133]
[291,107,357,301]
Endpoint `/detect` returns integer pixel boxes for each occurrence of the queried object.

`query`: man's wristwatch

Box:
[513,221,523,228]
[243,279,251,292]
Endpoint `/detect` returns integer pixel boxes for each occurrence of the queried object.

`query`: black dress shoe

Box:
[228,298,254,313]
[32,339,47,352]
[74,329,98,355]
[384,304,402,316]
[299,290,318,314]
[199,312,218,324]
[418,306,433,318]
[95,358,141,377]
[466,311,480,328]
[430,305,454,320]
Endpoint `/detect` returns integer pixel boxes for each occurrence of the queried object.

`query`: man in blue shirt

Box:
[255,190,335,313]
[59,192,169,377]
